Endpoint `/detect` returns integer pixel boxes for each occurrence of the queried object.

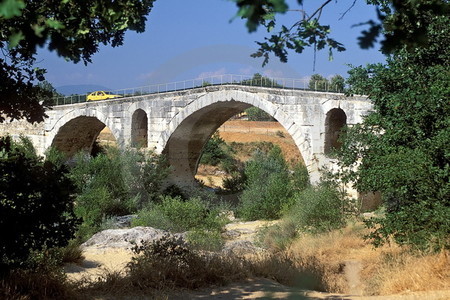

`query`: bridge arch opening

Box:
[50,116,117,157]
[162,101,304,189]
[324,108,347,155]
[131,109,148,148]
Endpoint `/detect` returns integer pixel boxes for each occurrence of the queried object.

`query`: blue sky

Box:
[36,0,386,90]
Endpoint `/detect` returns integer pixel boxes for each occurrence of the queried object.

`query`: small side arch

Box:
[131,109,148,148]
[324,108,347,154]
[46,109,118,156]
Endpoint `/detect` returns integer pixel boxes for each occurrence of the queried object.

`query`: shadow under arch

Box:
[50,116,116,157]
[131,109,148,148]
[158,89,311,188]
[324,108,347,155]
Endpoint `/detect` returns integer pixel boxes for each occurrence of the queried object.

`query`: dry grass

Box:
[3,221,448,299]
[0,269,81,300]
[374,250,449,295]
[283,221,450,296]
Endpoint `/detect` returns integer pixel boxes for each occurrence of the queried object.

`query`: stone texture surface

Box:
[82,226,186,250]
[0,85,372,187]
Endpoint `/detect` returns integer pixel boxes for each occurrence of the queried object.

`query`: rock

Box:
[82,226,186,250]
[222,240,264,256]
[362,212,376,219]
[222,229,241,239]
[113,214,137,228]
[219,210,235,221]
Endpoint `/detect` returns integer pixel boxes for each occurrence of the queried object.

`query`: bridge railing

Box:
[53,74,344,106]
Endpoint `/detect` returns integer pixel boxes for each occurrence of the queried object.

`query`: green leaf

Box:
[32,24,45,37]
[0,0,25,18]
[45,18,65,30]
[8,30,24,48]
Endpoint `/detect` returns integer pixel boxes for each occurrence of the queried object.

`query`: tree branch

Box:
[339,0,358,20]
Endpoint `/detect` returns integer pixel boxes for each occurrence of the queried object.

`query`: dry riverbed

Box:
[64,221,450,300]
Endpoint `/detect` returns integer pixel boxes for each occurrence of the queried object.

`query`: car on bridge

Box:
[87,91,123,101]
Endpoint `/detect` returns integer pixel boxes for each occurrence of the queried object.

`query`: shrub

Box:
[237,146,293,220]
[68,147,169,240]
[132,196,228,233]
[245,106,275,121]
[276,130,285,138]
[256,221,298,252]
[126,235,250,289]
[222,170,246,193]
[0,136,80,272]
[187,230,224,251]
[200,132,237,173]
[286,183,346,234]
[291,163,310,192]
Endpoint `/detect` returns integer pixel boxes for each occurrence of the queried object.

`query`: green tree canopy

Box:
[240,73,281,88]
[0,0,155,123]
[329,75,345,92]
[0,136,80,272]
[308,74,328,91]
[337,14,449,250]
[307,74,344,92]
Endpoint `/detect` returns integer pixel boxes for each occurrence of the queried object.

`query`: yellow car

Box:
[87,91,123,101]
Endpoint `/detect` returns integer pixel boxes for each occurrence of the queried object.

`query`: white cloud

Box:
[196,67,227,79]
[137,71,156,82]
[238,66,255,75]
[262,69,285,78]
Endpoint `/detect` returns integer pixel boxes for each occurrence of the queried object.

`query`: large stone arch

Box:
[46,109,119,156]
[156,89,312,187]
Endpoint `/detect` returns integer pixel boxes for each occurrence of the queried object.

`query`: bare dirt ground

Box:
[217,120,303,164]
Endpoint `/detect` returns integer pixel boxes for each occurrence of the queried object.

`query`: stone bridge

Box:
[0,84,372,187]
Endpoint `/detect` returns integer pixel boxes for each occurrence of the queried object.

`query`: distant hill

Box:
[57,84,111,96]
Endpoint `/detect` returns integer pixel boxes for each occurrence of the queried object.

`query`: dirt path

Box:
[177,280,450,300]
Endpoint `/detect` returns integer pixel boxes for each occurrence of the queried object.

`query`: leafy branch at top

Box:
[0,0,155,123]
[233,0,450,66]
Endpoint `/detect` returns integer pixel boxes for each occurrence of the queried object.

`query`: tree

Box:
[37,81,64,106]
[337,14,449,251]
[245,107,275,121]
[233,0,450,66]
[329,75,345,92]
[240,73,281,88]
[240,73,278,121]
[0,0,155,123]
[0,136,80,272]
[308,74,328,91]
[238,146,292,220]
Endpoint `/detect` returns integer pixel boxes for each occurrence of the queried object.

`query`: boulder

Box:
[82,226,186,250]
[222,240,264,256]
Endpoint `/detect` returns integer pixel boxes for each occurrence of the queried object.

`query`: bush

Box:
[187,230,224,251]
[256,221,298,252]
[286,183,346,234]
[132,196,229,233]
[200,132,238,173]
[126,235,250,290]
[68,147,169,240]
[0,136,80,272]
[291,163,310,192]
[245,106,275,121]
[237,146,293,220]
